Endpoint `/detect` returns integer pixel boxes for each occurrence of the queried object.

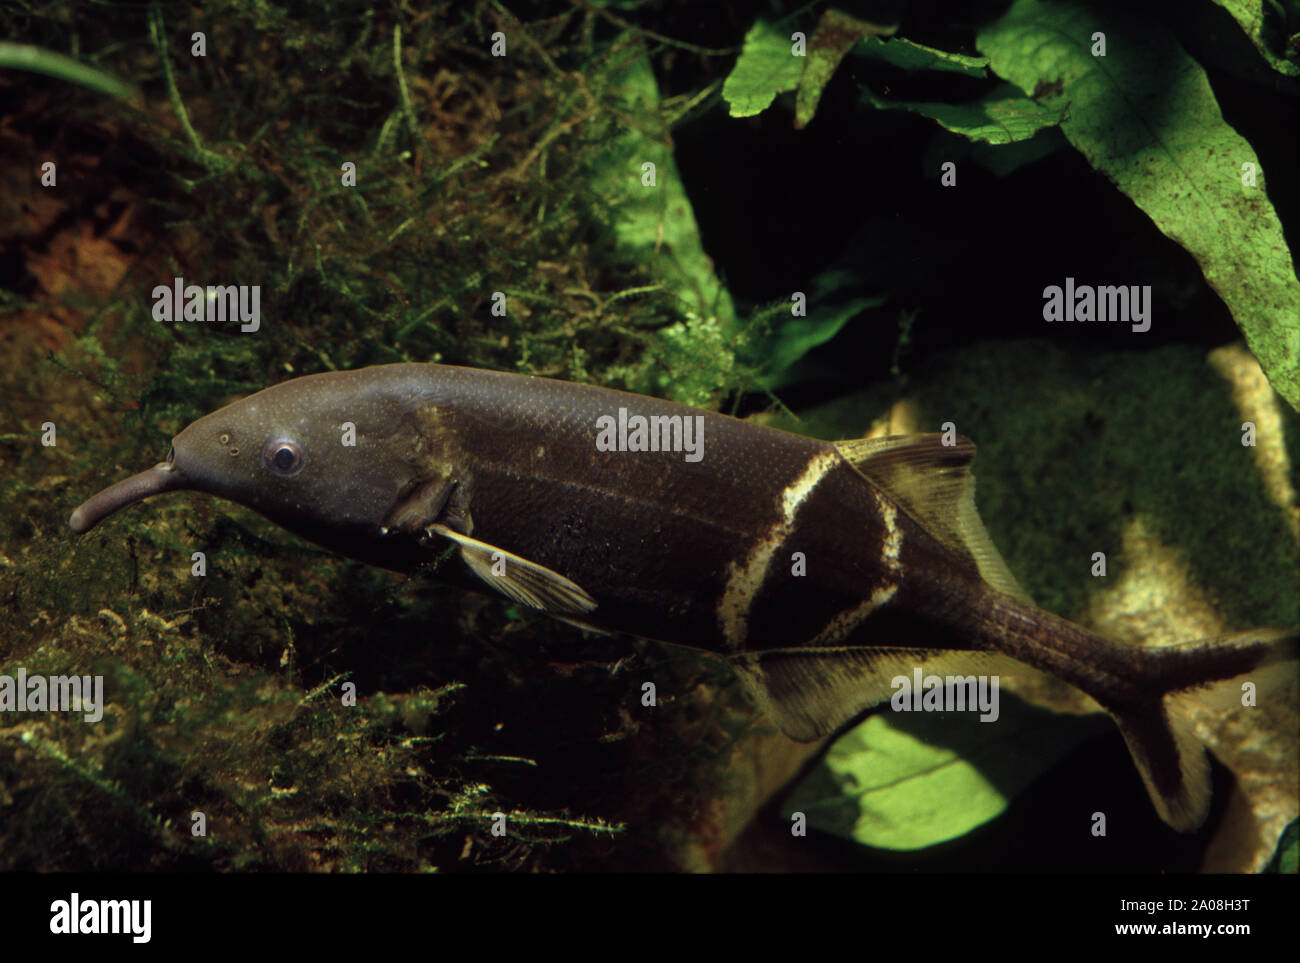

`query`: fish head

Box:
[69,368,448,564]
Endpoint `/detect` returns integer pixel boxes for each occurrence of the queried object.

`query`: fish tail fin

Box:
[1104,628,1297,832]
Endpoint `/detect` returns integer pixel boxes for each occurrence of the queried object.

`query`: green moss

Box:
[1,0,753,872]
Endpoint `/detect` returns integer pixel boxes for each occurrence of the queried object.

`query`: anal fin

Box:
[728,646,1004,742]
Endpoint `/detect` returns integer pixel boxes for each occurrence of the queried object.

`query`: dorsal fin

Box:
[834,434,1033,604]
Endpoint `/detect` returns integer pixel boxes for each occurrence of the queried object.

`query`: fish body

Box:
[69,363,1295,831]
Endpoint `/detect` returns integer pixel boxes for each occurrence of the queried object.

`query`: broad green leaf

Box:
[863,82,1064,144]
[1211,0,1300,76]
[761,295,885,388]
[979,0,1300,412]
[969,126,1068,176]
[854,36,990,76]
[786,696,1105,850]
[597,41,737,327]
[594,38,739,405]
[0,42,137,100]
[796,9,896,129]
[723,19,802,118]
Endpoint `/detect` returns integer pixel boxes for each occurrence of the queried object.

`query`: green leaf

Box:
[863,81,1064,144]
[796,9,896,129]
[593,38,740,404]
[979,0,1300,412]
[722,20,803,118]
[854,36,989,76]
[0,42,137,100]
[596,42,737,327]
[761,296,886,388]
[969,127,1068,176]
[1211,0,1300,76]
[786,697,1105,850]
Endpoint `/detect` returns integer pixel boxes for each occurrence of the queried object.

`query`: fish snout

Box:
[68,461,188,533]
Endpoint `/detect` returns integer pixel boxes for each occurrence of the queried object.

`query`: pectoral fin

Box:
[429,524,598,615]
[386,478,454,534]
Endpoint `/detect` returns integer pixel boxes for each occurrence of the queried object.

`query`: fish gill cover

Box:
[0,0,1297,876]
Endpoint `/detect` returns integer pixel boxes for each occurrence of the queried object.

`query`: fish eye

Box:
[262,437,305,477]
